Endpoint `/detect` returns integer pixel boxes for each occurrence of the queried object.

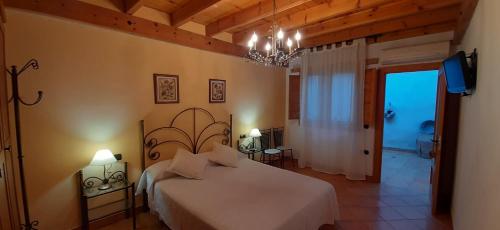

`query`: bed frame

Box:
[140,107,232,210]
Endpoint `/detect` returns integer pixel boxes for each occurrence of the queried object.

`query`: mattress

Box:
[140,158,339,230]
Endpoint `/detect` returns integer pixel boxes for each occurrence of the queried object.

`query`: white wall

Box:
[452,0,500,229]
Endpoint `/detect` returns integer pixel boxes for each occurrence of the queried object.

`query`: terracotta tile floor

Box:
[101,153,452,230]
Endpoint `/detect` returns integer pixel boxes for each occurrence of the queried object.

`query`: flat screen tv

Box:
[443,51,476,94]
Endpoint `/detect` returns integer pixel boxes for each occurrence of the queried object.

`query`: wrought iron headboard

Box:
[140,107,232,171]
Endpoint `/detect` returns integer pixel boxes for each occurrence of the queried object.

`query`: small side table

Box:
[239,148,258,160]
[78,163,136,229]
[262,149,284,168]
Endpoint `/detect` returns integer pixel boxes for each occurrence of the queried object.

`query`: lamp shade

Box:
[249,128,262,137]
[90,149,117,166]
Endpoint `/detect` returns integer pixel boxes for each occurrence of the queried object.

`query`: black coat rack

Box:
[6,59,43,230]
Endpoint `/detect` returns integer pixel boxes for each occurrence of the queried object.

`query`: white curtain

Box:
[299,39,367,180]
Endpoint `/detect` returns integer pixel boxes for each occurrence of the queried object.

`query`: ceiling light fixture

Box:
[246,0,303,67]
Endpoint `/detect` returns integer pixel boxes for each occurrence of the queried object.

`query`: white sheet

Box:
[139,158,339,230]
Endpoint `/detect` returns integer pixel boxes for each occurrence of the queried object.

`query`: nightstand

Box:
[77,162,136,230]
[239,148,259,160]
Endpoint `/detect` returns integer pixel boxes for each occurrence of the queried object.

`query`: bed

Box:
[137,108,339,230]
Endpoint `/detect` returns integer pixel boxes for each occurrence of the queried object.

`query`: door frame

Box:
[370,62,442,183]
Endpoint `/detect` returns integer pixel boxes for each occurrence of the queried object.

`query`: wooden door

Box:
[431,67,461,214]
[0,152,12,230]
[0,3,19,228]
[288,75,300,120]
[431,68,447,214]
[363,69,378,129]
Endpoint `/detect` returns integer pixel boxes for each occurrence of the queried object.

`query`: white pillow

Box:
[198,151,218,166]
[146,159,176,182]
[208,143,239,168]
[136,159,176,196]
[168,148,209,179]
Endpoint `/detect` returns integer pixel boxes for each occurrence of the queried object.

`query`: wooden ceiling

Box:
[121,0,472,46]
[5,0,478,57]
[141,0,259,25]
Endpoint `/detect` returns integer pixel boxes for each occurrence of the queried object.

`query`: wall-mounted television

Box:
[442,50,477,95]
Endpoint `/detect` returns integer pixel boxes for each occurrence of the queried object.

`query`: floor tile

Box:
[378,207,406,221]
[393,206,429,219]
[387,220,422,230]
[337,221,395,230]
[340,207,382,221]
[379,196,408,206]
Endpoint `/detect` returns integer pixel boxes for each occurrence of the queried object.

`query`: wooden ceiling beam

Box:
[453,0,479,44]
[205,0,316,37]
[232,0,394,44]
[0,0,5,23]
[302,5,460,48]
[5,0,247,57]
[123,0,143,14]
[299,0,461,39]
[233,0,460,45]
[108,0,125,12]
[170,0,221,27]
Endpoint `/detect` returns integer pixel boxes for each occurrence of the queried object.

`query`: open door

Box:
[431,67,447,214]
[431,67,461,214]
[372,63,461,215]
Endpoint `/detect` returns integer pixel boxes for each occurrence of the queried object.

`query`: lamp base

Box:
[98,183,112,190]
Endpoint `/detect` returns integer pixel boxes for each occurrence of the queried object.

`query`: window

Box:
[331,73,354,123]
[304,73,355,124]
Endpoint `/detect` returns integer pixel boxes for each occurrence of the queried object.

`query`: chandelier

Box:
[246,0,303,67]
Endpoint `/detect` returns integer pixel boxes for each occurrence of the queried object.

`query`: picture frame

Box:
[153,74,179,104]
[209,79,226,103]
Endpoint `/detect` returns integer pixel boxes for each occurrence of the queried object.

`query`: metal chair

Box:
[259,129,283,168]
[273,127,295,168]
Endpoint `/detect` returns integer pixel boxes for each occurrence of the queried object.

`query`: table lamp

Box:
[90,149,117,190]
[249,128,262,149]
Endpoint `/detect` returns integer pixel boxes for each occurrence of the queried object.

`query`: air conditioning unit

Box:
[380,42,450,65]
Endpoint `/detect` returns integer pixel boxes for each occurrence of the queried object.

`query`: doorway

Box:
[372,62,461,215]
[381,69,439,194]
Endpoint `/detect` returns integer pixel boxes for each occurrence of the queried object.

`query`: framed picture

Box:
[153,74,179,104]
[209,79,226,103]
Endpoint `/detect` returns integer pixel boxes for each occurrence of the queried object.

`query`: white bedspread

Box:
[140,158,339,230]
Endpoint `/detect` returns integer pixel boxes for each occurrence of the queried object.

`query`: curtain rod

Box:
[309,40,356,52]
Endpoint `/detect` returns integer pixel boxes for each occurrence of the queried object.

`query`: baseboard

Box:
[72,206,143,230]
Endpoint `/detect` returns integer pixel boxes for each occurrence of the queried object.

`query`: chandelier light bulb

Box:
[294,30,301,41]
[247,40,254,49]
[251,32,258,42]
[265,42,271,57]
[277,29,284,40]
[287,38,293,53]
[265,42,272,51]
[295,30,301,48]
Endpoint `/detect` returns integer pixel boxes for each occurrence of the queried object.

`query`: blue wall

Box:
[383,70,439,151]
